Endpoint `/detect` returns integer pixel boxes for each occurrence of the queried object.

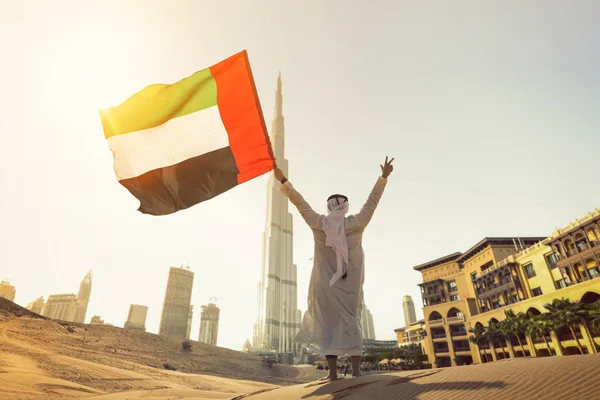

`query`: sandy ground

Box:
[0,299,323,399]
[248,354,600,399]
[2,299,600,399]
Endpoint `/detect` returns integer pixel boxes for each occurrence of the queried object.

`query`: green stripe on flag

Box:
[100,68,217,138]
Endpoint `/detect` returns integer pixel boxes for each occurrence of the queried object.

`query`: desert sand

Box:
[2,298,600,399]
[0,298,322,399]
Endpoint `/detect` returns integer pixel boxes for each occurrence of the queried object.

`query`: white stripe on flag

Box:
[107,105,229,180]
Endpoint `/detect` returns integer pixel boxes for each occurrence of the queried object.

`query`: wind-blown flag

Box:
[99,50,274,215]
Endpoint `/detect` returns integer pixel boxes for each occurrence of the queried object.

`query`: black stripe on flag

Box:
[120,147,240,215]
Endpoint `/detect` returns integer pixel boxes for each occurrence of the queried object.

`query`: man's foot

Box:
[319,374,341,382]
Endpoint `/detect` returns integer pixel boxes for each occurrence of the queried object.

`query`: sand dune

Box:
[248,355,600,400]
[0,299,321,399]
[2,298,600,399]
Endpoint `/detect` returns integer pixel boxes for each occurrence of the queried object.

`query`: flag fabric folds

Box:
[99,50,274,215]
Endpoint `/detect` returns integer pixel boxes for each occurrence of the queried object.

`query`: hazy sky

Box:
[1,1,599,350]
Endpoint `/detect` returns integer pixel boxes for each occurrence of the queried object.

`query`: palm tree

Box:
[544,298,585,354]
[581,299,600,353]
[497,319,514,358]
[586,300,600,331]
[525,314,553,356]
[486,321,508,359]
[505,310,527,351]
[469,324,487,362]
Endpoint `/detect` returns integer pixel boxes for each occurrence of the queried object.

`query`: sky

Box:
[1,0,599,351]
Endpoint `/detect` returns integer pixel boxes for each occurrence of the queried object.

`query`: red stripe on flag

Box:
[210,51,275,184]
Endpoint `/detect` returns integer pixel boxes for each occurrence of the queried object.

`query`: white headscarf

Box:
[324,196,350,286]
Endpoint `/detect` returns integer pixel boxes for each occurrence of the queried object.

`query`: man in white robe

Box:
[274,157,394,381]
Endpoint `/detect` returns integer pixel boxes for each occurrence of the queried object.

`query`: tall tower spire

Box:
[271,72,285,165]
[74,269,93,324]
[253,74,299,363]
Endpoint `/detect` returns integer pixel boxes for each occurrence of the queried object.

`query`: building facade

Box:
[159,266,194,339]
[74,270,92,324]
[186,305,194,340]
[42,294,78,321]
[253,74,301,363]
[414,209,600,368]
[402,295,417,326]
[124,304,148,331]
[27,296,45,315]
[198,301,220,346]
[0,280,16,302]
[361,299,376,340]
[395,319,427,349]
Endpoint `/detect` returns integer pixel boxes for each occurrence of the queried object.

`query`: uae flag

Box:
[99,50,274,215]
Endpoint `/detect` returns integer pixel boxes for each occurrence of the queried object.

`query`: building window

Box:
[556,279,567,289]
[524,263,536,278]
[450,294,459,302]
[447,280,458,292]
[531,287,543,297]
[510,294,519,303]
[471,272,478,281]
[545,253,560,269]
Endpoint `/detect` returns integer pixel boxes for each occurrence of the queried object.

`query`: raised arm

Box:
[274,167,324,229]
[350,156,394,228]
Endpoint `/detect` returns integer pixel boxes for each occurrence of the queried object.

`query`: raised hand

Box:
[274,166,287,183]
[380,156,394,179]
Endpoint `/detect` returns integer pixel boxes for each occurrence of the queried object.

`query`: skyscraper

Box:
[361,299,376,340]
[402,295,417,326]
[198,300,220,346]
[0,280,16,302]
[124,304,148,331]
[74,270,92,324]
[42,294,78,321]
[159,266,194,339]
[253,74,300,361]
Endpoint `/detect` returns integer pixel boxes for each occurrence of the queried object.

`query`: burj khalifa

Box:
[252,74,300,363]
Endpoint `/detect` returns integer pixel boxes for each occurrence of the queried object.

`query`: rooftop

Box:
[413,252,462,272]
[456,237,546,263]
[547,209,600,243]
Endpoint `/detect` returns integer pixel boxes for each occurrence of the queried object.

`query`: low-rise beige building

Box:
[414,209,600,368]
[395,319,427,350]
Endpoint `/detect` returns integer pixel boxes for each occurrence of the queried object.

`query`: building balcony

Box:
[556,245,600,268]
[455,350,473,357]
[447,315,464,324]
[434,350,450,357]
[431,333,447,339]
[433,337,448,343]
[477,281,518,301]
[429,318,445,326]
[453,346,471,353]
[451,332,468,339]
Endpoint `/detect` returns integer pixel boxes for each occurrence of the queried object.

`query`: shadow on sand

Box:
[300,370,507,399]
